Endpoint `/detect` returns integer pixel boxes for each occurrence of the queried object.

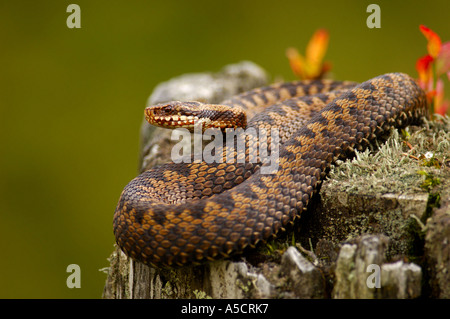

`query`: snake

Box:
[113,73,428,268]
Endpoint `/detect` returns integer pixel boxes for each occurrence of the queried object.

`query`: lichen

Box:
[327,116,450,197]
[322,115,450,261]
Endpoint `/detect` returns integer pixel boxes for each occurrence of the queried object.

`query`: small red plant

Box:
[416,25,450,116]
[286,29,331,80]
[287,26,449,116]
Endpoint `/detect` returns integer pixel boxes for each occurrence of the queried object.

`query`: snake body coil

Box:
[114,73,428,267]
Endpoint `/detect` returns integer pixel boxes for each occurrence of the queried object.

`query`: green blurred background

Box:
[0,0,448,298]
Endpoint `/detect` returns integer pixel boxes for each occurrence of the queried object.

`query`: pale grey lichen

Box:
[327,115,450,196]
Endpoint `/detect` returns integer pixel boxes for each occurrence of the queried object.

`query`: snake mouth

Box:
[145,102,203,129]
[145,109,198,128]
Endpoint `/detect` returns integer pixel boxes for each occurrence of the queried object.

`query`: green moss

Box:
[160,281,174,298]
[259,237,289,260]
[193,290,212,299]
[418,170,441,191]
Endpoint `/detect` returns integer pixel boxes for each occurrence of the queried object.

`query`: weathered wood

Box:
[425,186,450,298]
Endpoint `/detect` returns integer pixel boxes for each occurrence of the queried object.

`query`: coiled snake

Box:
[113,73,428,267]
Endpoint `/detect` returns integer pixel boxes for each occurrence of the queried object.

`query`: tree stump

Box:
[103,62,450,299]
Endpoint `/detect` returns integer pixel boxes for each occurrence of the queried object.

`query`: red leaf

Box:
[420,25,442,58]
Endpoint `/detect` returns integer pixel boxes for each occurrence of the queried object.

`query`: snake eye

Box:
[146,103,177,117]
[156,102,198,116]
[158,104,176,116]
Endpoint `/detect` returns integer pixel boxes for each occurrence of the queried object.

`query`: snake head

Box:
[145,101,246,132]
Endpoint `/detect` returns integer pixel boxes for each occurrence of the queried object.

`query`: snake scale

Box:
[114,73,428,267]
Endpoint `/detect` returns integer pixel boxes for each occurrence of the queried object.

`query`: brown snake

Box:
[113,73,428,267]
